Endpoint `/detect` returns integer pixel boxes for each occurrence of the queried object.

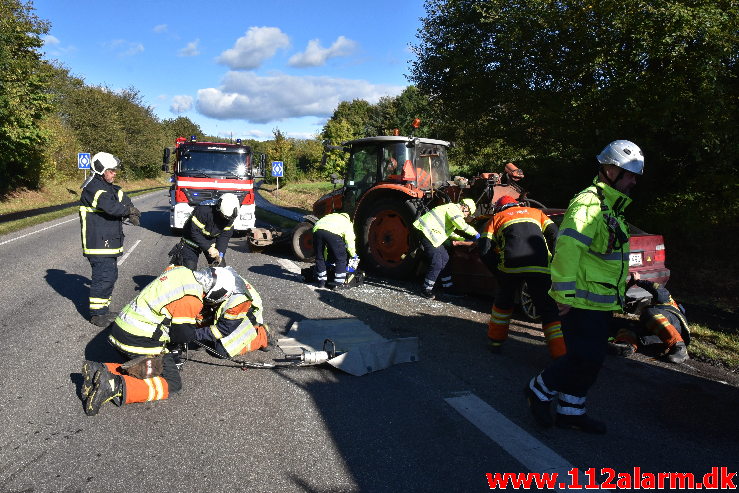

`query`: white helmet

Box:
[91,152,120,175]
[596,140,644,175]
[218,193,239,220]
[194,266,238,304]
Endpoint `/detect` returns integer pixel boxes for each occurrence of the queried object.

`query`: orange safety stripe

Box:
[225,300,252,317]
[542,321,566,358]
[122,374,168,404]
[237,324,269,355]
[487,305,513,341]
[163,295,203,324]
[647,314,683,347]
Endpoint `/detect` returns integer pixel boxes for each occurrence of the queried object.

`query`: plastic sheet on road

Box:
[278,318,419,376]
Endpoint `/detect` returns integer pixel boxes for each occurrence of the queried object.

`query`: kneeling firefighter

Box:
[81,265,239,416]
[194,273,276,357]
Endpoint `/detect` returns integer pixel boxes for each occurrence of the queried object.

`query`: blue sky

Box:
[33,0,427,141]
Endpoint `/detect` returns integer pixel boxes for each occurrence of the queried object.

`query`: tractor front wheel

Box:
[291,221,315,260]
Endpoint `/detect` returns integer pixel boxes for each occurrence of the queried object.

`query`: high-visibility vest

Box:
[109,266,203,355]
[549,179,632,311]
[480,206,557,274]
[413,203,478,247]
[313,213,357,257]
[207,280,263,357]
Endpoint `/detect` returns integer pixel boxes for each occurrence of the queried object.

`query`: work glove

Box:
[126,205,141,226]
[207,246,220,259]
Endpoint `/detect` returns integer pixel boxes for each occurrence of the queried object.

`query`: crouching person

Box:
[609,273,689,363]
[194,273,276,357]
[81,265,239,416]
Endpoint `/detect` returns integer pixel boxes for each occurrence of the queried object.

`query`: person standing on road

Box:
[312,212,358,290]
[526,140,644,434]
[413,198,480,299]
[79,152,141,327]
[609,272,689,363]
[479,195,565,358]
[81,265,239,416]
[169,193,240,270]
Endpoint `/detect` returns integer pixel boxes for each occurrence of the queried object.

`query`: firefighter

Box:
[413,198,480,299]
[170,193,240,270]
[609,273,689,363]
[81,265,239,416]
[79,152,141,327]
[527,140,644,434]
[312,212,358,290]
[479,196,565,358]
[194,272,276,357]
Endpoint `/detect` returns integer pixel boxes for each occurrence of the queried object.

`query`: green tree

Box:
[0,0,53,192]
[161,117,203,143]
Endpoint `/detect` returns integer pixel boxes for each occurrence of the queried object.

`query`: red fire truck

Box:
[163,136,258,234]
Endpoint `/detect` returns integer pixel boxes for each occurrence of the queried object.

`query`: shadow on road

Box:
[45,268,89,318]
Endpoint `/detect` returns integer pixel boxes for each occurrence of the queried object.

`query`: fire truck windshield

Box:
[180,149,249,178]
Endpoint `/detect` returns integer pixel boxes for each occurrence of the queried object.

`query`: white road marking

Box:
[0,217,77,246]
[276,257,320,291]
[117,239,141,266]
[445,392,580,492]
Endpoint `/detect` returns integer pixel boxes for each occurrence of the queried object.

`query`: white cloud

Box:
[288,36,357,68]
[42,34,60,46]
[216,27,289,70]
[196,72,404,123]
[153,24,168,33]
[178,39,200,57]
[105,39,144,57]
[170,95,194,113]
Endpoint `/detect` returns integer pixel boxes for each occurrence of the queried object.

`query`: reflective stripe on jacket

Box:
[480,206,558,274]
[79,174,131,256]
[312,213,357,257]
[413,203,478,248]
[109,266,203,354]
[208,279,263,357]
[549,179,631,311]
[183,204,234,253]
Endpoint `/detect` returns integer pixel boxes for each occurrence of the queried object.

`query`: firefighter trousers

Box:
[87,256,118,317]
[314,230,348,281]
[539,308,611,397]
[419,235,452,289]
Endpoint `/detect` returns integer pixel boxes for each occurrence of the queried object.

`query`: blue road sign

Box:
[77,153,91,169]
[271,161,284,177]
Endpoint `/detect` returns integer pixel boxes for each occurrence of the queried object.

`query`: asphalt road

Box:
[0,190,737,492]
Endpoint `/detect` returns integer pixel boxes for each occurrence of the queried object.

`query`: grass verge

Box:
[689,324,739,372]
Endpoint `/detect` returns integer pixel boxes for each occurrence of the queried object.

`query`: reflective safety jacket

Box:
[479,206,558,274]
[195,277,264,357]
[183,203,235,253]
[312,213,357,257]
[79,174,132,257]
[636,279,690,344]
[549,178,632,311]
[413,203,478,248]
[109,266,204,356]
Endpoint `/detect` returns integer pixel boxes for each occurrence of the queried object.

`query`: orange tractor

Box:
[291,135,544,281]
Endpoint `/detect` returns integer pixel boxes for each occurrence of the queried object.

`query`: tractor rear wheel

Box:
[291,221,315,260]
[360,198,419,279]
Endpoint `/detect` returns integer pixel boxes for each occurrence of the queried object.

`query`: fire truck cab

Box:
[163,136,257,233]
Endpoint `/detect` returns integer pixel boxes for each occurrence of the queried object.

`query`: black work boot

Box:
[89,313,116,327]
[85,367,124,416]
[525,386,553,428]
[81,360,105,399]
[421,288,435,300]
[665,341,688,364]
[555,413,607,434]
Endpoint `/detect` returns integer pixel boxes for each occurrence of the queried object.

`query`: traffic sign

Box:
[77,153,91,169]
[271,161,284,177]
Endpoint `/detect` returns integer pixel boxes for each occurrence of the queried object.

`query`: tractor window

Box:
[347,145,378,190]
[412,144,451,189]
[381,143,411,181]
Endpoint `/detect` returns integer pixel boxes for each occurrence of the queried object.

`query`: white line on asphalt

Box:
[117,240,141,266]
[0,217,77,246]
[445,393,583,492]
[276,257,320,291]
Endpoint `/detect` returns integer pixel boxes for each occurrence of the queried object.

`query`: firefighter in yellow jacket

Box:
[479,196,564,358]
[413,199,479,299]
[527,140,644,435]
[194,273,276,357]
[312,213,357,290]
[81,265,239,416]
